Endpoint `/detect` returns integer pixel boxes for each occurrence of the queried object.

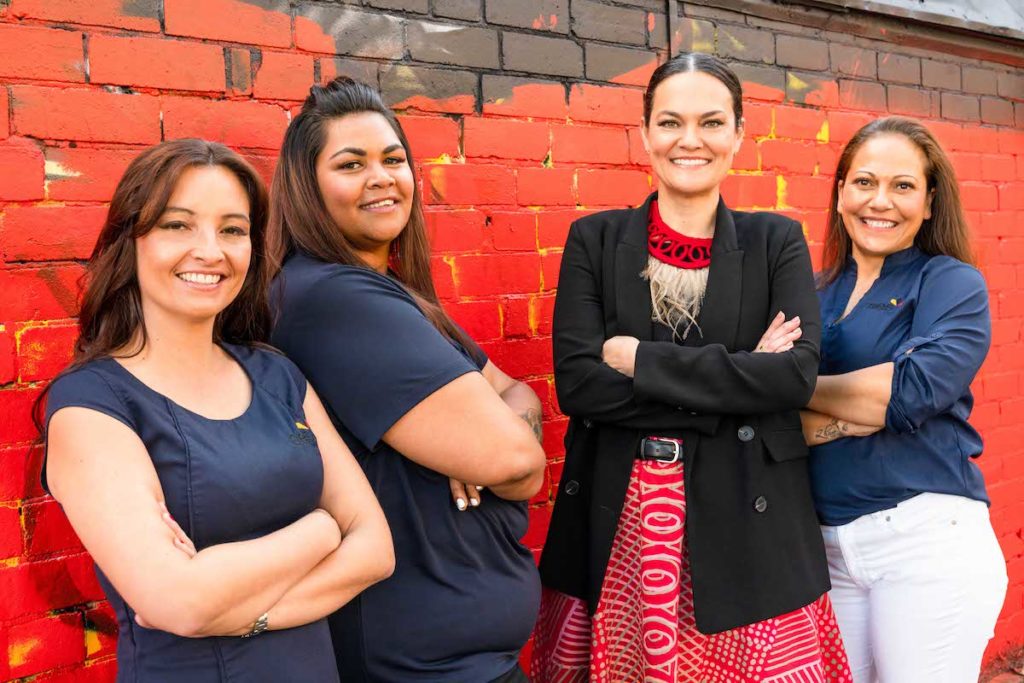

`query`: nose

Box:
[366,161,397,189]
[190,224,225,262]
[868,186,893,211]
[678,123,702,150]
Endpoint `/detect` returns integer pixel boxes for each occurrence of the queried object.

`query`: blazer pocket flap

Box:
[762,428,809,462]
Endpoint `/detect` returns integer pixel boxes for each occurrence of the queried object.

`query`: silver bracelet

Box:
[241,612,269,638]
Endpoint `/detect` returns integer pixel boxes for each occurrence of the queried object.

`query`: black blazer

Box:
[538,193,830,634]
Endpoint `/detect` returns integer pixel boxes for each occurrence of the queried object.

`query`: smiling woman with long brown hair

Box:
[267,77,546,682]
[34,138,393,682]
[802,116,1006,682]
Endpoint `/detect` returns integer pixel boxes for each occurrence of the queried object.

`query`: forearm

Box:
[262,523,393,631]
[801,409,853,445]
[808,363,893,427]
[499,380,543,443]
[180,511,340,636]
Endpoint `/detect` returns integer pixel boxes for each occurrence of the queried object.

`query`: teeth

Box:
[178,272,222,284]
[363,199,396,209]
[672,158,710,167]
[863,219,897,229]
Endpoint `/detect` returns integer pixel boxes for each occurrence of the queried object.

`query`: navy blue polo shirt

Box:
[270,252,540,683]
[809,246,992,526]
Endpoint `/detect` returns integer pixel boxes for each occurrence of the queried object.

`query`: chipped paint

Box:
[691,20,714,53]
[85,625,102,657]
[776,175,789,209]
[527,297,541,335]
[723,32,745,53]
[442,255,459,288]
[787,73,809,94]
[816,121,830,143]
[43,160,82,181]
[9,637,40,667]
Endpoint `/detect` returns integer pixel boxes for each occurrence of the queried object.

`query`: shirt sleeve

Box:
[43,366,137,493]
[279,267,479,451]
[885,259,991,434]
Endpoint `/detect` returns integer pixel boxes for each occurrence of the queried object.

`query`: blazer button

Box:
[564,480,581,496]
[738,425,755,442]
[583,419,593,429]
[753,496,768,513]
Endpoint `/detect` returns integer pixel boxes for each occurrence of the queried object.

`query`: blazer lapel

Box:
[685,196,743,349]
[615,194,655,341]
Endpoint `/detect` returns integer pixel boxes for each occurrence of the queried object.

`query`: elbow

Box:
[495,432,546,499]
[134,593,218,638]
[374,540,396,583]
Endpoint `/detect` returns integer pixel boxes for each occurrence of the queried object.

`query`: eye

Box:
[222,226,249,237]
[703,120,724,128]
[384,155,407,165]
[160,221,189,230]
[657,119,679,128]
[853,178,872,187]
[896,181,915,191]
[338,160,362,171]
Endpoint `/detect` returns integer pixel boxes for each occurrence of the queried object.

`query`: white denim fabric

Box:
[821,492,1007,683]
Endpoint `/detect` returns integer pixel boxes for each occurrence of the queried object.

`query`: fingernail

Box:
[456,498,467,511]
[470,498,480,507]
[475,486,484,491]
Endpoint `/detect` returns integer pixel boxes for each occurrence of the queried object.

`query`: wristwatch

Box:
[242,612,269,638]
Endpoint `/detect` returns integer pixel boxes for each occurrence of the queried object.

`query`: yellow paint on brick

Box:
[787,73,808,94]
[776,175,790,209]
[723,32,744,53]
[9,637,41,667]
[442,255,458,288]
[816,120,830,143]
[85,625,103,657]
[424,153,453,165]
[527,297,540,336]
[691,21,714,53]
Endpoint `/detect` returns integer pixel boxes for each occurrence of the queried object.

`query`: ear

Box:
[639,117,651,155]
[836,180,845,213]
[732,117,745,155]
[924,187,934,220]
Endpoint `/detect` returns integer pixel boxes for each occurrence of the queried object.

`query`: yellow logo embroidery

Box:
[890,298,899,306]
[296,421,309,430]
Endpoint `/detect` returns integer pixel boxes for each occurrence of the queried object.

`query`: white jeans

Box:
[821,493,1007,683]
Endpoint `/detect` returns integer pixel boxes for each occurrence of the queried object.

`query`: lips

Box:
[360,197,398,210]
[670,158,711,167]
[860,217,898,230]
[176,272,224,285]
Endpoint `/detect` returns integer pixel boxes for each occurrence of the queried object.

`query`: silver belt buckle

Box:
[646,436,682,464]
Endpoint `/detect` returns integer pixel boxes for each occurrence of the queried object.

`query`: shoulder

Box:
[571,206,644,243]
[283,256,412,310]
[731,209,801,241]
[46,360,136,432]
[919,254,987,296]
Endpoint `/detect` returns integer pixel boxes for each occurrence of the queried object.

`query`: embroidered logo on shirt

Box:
[290,421,316,445]
[866,298,903,311]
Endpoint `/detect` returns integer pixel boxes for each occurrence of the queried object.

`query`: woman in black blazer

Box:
[531,53,852,683]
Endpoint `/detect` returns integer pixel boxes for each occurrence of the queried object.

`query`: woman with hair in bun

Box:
[532,53,851,682]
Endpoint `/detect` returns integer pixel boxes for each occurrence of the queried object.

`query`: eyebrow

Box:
[658,109,727,119]
[852,171,920,180]
[328,143,404,161]
[164,206,250,223]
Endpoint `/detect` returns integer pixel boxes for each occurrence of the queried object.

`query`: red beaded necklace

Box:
[647,199,713,270]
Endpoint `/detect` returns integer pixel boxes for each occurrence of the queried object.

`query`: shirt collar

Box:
[845,245,924,276]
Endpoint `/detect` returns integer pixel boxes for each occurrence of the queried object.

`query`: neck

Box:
[122,305,221,372]
[851,247,884,281]
[656,189,719,239]
[359,245,390,274]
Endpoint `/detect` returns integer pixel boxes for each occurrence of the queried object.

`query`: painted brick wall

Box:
[0,0,1021,679]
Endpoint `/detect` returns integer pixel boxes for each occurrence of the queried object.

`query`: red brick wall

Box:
[0,0,1021,679]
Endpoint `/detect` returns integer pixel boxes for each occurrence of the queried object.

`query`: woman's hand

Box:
[137,503,199,630]
[754,312,802,353]
[449,479,482,511]
[603,336,641,377]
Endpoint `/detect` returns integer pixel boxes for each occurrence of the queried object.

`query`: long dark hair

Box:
[820,116,975,286]
[32,139,271,433]
[643,52,743,127]
[267,77,471,349]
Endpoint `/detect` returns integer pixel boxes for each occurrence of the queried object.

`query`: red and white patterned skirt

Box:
[531,459,851,683]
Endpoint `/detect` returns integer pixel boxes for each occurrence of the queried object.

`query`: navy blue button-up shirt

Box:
[809,246,992,526]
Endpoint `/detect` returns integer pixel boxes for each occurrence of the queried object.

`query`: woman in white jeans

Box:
[801,116,1007,682]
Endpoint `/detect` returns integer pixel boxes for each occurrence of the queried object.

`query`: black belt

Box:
[638,437,683,463]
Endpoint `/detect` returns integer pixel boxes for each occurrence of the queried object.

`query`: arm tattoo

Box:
[521,408,543,444]
[814,417,848,443]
